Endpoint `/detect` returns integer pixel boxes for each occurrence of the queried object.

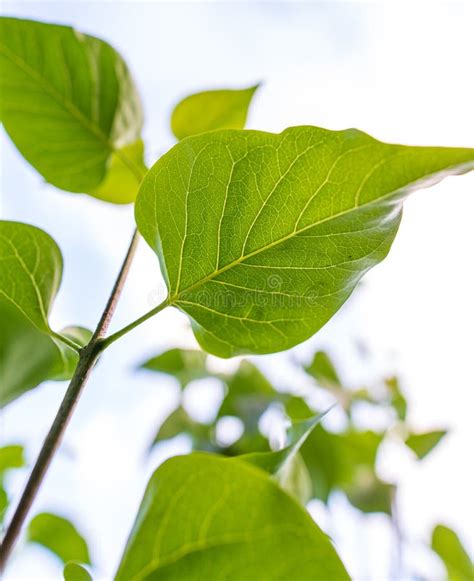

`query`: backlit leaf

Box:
[241,412,328,503]
[405,430,447,460]
[0,221,89,406]
[140,348,208,388]
[0,17,144,201]
[0,444,25,476]
[431,524,473,581]
[305,351,341,386]
[136,127,474,357]
[171,85,258,140]
[63,563,92,581]
[116,453,348,580]
[28,512,91,566]
[0,220,62,332]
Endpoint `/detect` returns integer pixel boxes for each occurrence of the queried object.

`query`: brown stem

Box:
[0,228,140,571]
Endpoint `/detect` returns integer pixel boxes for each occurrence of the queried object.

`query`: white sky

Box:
[1,1,473,579]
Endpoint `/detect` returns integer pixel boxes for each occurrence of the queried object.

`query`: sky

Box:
[1,1,473,579]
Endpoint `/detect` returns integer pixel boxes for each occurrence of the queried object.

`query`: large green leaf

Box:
[0,17,144,200]
[431,524,473,581]
[136,127,474,357]
[27,512,91,566]
[0,221,89,406]
[171,86,258,140]
[116,453,348,580]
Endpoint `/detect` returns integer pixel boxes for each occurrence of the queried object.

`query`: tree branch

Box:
[0,228,140,571]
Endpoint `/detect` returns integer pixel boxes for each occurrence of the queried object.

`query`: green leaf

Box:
[218,361,278,426]
[405,430,447,460]
[0,220,62,332]
[431,524,473,581]
[136,126,474,357]
[0,485,8,525]
[305,351,341,386]
[91,140,147,204]
[116,453,349,580]
[0,17,144,200]
[150,406,213,452]
[0,221,90,406]
[140,348,208,388]
[171,85,258,140]
[63,562,92,581]
[241,412,328,503]
[0,444,25,476]
[0,445,26,524]
[0,301,89,406]
[300,425,385,510]
[345,471,394,515]
[28,512,91,566]
[384,376,407,420]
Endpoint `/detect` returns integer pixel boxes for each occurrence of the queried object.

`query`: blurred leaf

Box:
[241,412,328,503]
[0,444,25,476]
[116,453,349,580]
[0,445,25,524]
[305,351,341,387]
[140,348,208,388]
[219,361,278,429]
[345,470,394,515]
[431,524,473,581]
[171,85,258,140]
[91,140,147,204]
[63,562,92,581]
[136,126,474,357]
[0,485,8,524]
[300,426,385,511]
[150,406,213,451]
[0,17,143,200]
[27,513,91,566]
[405,430,447,460]
[384,376,407,420]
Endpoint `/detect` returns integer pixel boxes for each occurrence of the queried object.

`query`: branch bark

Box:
[0,228,140,571]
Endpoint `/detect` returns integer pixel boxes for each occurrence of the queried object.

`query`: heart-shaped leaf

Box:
[0,17,144,201]
[171,85,258,140]
[136,126,474,357]
[116,453,348,580]
[0,221,89,406]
